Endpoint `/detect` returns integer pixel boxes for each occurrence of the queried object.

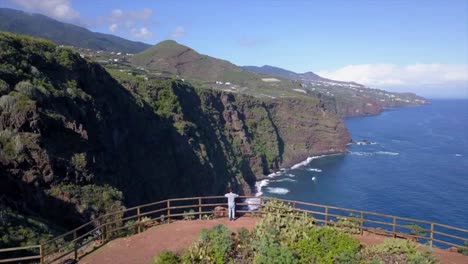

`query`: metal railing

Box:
[0,196,467,263]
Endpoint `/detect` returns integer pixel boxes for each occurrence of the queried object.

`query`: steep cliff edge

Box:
[0,32,349,247]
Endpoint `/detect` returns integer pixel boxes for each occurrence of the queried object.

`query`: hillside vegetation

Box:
[0,32,349,248]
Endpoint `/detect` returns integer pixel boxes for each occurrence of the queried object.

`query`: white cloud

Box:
[317,64,468,97]
[131,27,153,39]
[9,0,80,22]
[109,23,118,33]
[106,8,152,23]
[171,26,186,38]
[102,8,153,36]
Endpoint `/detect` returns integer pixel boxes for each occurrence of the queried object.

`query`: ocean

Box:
[257,99,468,229]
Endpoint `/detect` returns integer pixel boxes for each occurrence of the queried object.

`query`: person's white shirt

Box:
[225,192,239,207]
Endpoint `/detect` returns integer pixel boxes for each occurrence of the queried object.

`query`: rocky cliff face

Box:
[0,32,349,247]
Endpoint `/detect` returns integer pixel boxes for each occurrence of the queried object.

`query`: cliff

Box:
[0,32,349,247]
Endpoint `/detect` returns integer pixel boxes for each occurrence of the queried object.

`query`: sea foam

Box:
[266,187,290,195]
[307,168,322,172]
[290,155,329,169]
[255,179,270,196]
[375,151,399,156]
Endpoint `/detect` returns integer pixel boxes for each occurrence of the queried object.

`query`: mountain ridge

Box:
[243,64,364,87]
[0,8,151,53]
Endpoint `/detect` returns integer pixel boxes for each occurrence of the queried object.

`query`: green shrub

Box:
[363,239,438,264]
[183,209,196,220]
[0,95,17,112]
[458,241,468,255]
[295,226,360,264]
[332,214,361,234]
[406,223,427,237]
[154,251,180,264]
[254,237,298,264]
[254,199,314,247]
[14,80,44,101]
[183,224,233,264]
[0,79,10,95]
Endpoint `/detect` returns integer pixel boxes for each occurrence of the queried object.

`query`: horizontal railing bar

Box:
[393,224,431,232]
[433,231,467,241]
[363,219,394,227]
[168,197,200,202]
[138,208,168,218]
[128,200,168,211]
[72,226,102,246]
[435,223,468,233]
[47,247,75,264]
[432,238,467,249]
[392,215,433,225]
[168,205,203,210]
[0,255,41,263]
[0,245,40,253]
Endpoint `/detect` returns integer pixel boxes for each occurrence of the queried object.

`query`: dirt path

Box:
[80,217,468,264]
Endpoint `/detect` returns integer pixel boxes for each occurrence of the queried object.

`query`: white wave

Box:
[349,151,374,156]
[290,155,329,169]
[455,154,462,157]
[272,178,297,183]
[266,187,290,195]
[375,151,399,156]
[307,168,322,172]
[354,141,377,145]
[245,197,262,210]
[285,173,295,177]
[255,179,270,196]
[311,177,317,181]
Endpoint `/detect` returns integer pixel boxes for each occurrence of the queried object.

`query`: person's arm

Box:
[235,194,239,198]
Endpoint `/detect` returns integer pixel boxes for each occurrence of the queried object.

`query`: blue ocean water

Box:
[261,99,468,229]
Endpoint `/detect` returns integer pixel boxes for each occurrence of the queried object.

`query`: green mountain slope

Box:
[0,8,151,53]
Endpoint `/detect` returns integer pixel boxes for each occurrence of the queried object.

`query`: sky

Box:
[1,0,467,98]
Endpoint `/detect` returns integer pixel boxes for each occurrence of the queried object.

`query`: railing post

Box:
[101,222,106,242]
[259,197,263,217]
[360,211,364,235]
[325,206,329,225]
[39,244,44,264]
[167,200,171,224]
[73,230,78,260]
[392,217,397,238]
[137,207,141,233]
[199,197,202,220]
[429,223,434,248]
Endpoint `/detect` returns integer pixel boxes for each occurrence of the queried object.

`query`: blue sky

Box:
[2,0,467,97]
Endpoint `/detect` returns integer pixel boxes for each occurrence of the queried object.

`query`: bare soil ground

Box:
[80,217,468,264]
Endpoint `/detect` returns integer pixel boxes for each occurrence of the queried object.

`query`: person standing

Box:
[224,189,239,221]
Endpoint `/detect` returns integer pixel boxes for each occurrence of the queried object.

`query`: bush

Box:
[332,214,361,234]
[363,239,438,264]
[254,199,314,247]
[14,80,44,101]
[254,239,298,264]
[154,251,180,264]
[0,79,10,95]
[183,224,233,264]
[458,241,468,255]
[295,226,361,264]
[183,209,196,220]
[0,95,17,112]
